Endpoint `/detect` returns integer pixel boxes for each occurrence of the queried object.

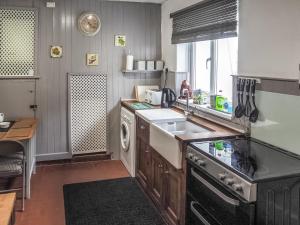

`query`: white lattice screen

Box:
[68,74,107,155]
[0,8,36,76]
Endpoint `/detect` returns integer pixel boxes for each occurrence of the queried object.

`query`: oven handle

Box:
[191,168,240,206]
[190,201,211,225]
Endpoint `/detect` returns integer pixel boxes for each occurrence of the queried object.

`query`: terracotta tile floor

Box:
[15,160,129,225]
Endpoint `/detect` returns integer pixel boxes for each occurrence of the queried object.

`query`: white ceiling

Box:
[109,0,167,4]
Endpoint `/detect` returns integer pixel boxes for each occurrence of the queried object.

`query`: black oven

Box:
[186,162,256,225]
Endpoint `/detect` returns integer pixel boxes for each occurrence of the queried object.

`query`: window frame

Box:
[182,37,238,120]
[0,7,39,79]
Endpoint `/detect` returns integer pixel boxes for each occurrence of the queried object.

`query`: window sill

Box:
[176,99,233,121]
[0,76,40,80]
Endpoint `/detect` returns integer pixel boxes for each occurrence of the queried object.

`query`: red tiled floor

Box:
[15,160,129,225]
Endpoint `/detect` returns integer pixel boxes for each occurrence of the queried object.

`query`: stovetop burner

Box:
[190,138,300,182]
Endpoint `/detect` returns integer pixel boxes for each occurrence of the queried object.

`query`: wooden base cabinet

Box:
[164,163,182,225]
[136,116,184,225]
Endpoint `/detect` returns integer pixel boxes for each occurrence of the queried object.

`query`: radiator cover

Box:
[68,73,107,155]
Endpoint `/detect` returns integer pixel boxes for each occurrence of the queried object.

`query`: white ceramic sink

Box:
[136,109,186,123]
[150,121,209,169]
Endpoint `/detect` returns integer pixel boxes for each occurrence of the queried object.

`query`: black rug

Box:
[63,177,166,225]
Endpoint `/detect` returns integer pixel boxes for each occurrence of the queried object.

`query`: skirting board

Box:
[36,152,72,162]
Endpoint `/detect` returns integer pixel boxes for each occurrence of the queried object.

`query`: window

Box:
[0,8,37,76]
[193,37,238,101]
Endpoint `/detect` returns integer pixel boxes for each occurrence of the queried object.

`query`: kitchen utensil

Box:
[161,88,177,108]
[244,79,252,117]
[0,113,4,122]
[249,80,259,123]
[0,122,10,129]
[155,61,164,70]
[234,79,244,118]
[135,61,146,70]
[146,61,155,71]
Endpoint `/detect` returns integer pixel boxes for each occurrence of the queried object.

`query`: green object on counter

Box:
[214,141,224,151]
[215,95,227,111]
[130,102,153,110]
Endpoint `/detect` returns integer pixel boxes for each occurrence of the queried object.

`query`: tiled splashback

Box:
[251,90,300,156]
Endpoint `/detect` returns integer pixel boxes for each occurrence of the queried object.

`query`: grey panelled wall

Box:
[0,0,162,161]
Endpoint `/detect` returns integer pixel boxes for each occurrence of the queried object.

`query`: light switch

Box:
[46,2,55,8]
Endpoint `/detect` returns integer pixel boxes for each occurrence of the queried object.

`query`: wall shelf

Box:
[122,70,163,74]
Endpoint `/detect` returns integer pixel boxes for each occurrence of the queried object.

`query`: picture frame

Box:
[50,46,63,58]
[86,53,99,66]
[114,35,126,47]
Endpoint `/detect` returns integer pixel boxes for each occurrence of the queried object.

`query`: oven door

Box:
[186,162,256,225]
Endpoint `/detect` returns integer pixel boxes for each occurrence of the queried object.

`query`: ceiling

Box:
[109,0,167,4]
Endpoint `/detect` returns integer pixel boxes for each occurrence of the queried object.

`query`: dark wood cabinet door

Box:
[164,164,182,225]
[136,137,151,188]
[150,150,165,206]
[136,117,149,143]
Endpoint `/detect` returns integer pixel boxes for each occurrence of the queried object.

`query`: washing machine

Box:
[120,107,136,177]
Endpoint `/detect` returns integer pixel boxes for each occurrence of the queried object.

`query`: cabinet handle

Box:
[158,164,163,168]
[145,150,150,153]
[140,125,145,130]
[164,170,169,174]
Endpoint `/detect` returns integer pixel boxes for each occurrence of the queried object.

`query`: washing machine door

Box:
[120,121,130,152]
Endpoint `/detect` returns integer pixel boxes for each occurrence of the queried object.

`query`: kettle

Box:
[161,88,177,108]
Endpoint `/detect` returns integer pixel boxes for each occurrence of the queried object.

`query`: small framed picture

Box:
[86,53,99,66]
[114,35,126,47]
[50,46,63,58]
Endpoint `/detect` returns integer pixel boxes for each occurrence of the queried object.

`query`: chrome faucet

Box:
[183,89,193,116]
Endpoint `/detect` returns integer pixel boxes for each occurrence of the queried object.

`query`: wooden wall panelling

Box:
[1,0,162,161]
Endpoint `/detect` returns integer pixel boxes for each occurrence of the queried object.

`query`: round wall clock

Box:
[78,12,101,36]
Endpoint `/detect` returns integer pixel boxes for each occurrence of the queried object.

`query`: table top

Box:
[0,192,16,225]
[0,118,37,141]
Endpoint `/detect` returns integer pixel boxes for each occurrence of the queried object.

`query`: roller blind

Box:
[170,0,238,44]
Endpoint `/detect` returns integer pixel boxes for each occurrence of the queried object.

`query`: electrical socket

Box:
[46,2,55,8]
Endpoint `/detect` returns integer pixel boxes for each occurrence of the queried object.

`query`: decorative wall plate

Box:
[50,46,63,58]
[86,53,99,66]
[78,12,101,36]
[115,35,126,47]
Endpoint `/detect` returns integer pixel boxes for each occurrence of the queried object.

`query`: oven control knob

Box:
[197,160,206,167]
[187,153,194,159]
[218,173,227,181]
[233,183,243,192]
[225,178,234,186]
[192,156,199,162]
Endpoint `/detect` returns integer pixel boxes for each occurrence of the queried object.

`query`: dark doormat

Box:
[63,177,166,225]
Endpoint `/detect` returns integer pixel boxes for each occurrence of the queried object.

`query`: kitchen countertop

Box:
[121,100,243,143]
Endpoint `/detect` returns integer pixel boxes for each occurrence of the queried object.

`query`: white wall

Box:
[161,0,203,72]
[162,0,300,80]
[238,0,300,79]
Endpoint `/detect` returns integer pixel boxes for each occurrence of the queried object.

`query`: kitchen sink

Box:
[153,120,209,136]
[150,120,209,169]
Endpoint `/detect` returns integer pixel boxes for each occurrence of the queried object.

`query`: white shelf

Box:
[122,70,163,74]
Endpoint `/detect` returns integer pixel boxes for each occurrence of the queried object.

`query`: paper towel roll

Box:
[126,54,134,71]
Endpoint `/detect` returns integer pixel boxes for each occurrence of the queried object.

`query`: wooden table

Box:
[0,118,37,199]
[0,193,16,225]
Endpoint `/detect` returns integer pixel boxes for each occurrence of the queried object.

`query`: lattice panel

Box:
[0,8,36,76]
[69,74,107,155]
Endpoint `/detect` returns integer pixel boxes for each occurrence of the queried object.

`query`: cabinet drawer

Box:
[136,116,149,143]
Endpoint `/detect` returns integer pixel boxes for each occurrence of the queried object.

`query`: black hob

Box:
[190,138,300,182]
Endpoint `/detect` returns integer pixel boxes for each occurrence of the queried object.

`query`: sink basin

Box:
[154,121,209,136]
[150,120,209,169]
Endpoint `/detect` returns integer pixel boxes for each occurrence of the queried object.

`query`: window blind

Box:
[170,0,237,44]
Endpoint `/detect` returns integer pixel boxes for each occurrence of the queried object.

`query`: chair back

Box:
[0,140,25,157]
